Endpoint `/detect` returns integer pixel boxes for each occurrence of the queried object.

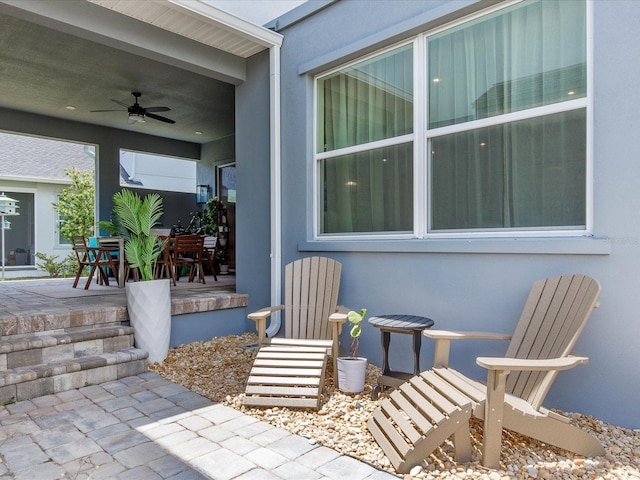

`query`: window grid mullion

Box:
[425,98,588,140]
[414,34,427,239]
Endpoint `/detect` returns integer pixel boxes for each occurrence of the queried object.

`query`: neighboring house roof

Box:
[120,165,143,186]
[0,132,94,182]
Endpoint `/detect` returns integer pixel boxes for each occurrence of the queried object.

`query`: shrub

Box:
[35,252,79,278]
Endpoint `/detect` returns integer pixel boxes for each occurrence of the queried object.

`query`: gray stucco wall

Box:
[235,50,272,323]
[274,0,640,428]
[200,134,235,198]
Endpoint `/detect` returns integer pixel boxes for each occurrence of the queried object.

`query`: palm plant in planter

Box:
[108,189,170,364]
[337,308,368,393]
[111,189,165,280]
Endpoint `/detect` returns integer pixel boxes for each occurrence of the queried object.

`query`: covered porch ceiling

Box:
[0,0,282,144]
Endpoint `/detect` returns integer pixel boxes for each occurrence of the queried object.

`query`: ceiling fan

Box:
[91,92,176,125]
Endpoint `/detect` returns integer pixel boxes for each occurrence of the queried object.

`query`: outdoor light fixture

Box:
[197,184,210,204]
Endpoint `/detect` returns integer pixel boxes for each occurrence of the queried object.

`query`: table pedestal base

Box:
[368,314,435,399]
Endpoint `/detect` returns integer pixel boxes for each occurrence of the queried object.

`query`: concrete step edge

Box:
[0,326,136,353]
[0,348,149,386]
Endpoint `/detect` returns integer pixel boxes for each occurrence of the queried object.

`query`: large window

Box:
[120,150,196,194]
[56,202,70,246]
[317,44,414,234]
[315,0,589,238]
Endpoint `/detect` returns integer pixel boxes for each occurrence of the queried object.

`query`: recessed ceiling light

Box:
[567,90,575,96]
[65,105,76,110]
[432,78,440,83]
[195,131,203,135]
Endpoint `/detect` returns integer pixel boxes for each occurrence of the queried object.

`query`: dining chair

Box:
[154,235,174,283]
[170,235,205,284]
[201,235,218,282]
[71,235,120,289]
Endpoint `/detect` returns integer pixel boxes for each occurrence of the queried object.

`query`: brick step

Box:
[0,326,136,370]
[0,347,148,403]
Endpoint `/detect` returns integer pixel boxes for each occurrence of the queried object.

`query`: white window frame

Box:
[313,0,593,241]
[55,202,70,246]
[313,39,417,241]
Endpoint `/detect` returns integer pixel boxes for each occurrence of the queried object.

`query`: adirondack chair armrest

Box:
[424,330,512,340]
[329,311,348,324]
[424,330,512,367]
[248,305,285,344]
[476,355,589,372]
[329,310,349,352]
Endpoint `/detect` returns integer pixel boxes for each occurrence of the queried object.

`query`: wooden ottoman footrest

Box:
[243,344,328,410]
[367,370,473,473]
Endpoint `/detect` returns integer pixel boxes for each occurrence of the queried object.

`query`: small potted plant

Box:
[216,248,230,274]
[337,308,368,393]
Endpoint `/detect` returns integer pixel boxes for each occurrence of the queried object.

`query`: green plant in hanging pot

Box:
[337,308,368,393]
[106,189,171,364]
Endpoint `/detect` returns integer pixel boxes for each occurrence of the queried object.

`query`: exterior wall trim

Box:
[297,0,501,76]
[299,237,611,255]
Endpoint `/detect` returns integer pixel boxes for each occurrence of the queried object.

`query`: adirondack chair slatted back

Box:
[505,274,601,409]
[284,257,342,341]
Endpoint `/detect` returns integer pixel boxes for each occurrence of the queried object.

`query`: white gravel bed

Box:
[150,333,640,479]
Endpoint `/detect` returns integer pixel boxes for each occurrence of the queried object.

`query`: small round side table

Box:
[368,314,435,399]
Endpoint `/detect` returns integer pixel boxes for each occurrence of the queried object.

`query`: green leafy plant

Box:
[97,214,124,237]
[35,252,79,278]
[52,167,95,241]
[104,189,165,281]
[189,197,229,271]
[347,308,367,359]
[188,197,225,235]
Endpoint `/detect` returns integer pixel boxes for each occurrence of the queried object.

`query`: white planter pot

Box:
[337,357,367,393]
[219,264,229,275]
[126,279,171,364]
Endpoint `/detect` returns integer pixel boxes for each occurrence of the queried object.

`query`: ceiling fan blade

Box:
[146,112,176,124]
[145,106,170,113]
[111,99,130,108]
[91,109,127,112]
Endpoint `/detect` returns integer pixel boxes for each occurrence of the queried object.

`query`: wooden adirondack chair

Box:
[244,256,348,410]
[368,274,605,472]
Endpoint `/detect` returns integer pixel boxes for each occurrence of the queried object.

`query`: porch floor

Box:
[0,275,246,337]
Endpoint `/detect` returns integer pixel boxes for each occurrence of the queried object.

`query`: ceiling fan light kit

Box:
[91,92,175,125]
[128,113,146,124]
